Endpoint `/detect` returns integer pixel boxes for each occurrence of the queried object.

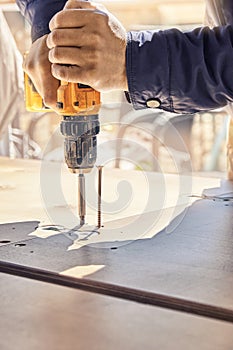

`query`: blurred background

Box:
[0,0,228,174]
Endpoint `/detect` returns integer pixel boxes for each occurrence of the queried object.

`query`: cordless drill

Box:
[24,74,101,225]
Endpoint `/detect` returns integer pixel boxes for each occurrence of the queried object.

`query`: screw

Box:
[97,166,103,229]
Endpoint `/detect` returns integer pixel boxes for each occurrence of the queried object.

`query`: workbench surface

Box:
[1,273,233,350]
[0,157,233,349]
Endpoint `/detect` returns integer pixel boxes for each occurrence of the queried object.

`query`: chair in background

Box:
[114,107,194,172]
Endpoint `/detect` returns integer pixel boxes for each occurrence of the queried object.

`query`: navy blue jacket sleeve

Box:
[127,25,233,113]
[16,0,67,42]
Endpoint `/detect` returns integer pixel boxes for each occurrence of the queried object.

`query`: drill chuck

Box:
[60,114,100,173]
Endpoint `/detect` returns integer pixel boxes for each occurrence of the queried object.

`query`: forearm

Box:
[127,25,233,113]
[16,0,67,41]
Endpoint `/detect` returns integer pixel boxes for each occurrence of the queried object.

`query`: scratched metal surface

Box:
[0,198,233,311]
[0,221,39,247]
[1,157,232,313]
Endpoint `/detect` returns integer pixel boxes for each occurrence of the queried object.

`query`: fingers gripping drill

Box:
[25,76,101,226]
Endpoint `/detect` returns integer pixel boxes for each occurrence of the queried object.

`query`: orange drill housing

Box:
[25,77,101,116]
[57,81,100,116]
[24,73,51,112]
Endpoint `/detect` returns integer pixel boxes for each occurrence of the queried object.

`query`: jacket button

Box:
[146,98,161,108]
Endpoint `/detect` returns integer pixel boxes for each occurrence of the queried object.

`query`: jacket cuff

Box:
[126,31,173,112]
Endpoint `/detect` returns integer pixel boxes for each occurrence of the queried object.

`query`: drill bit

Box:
[97,166,103,228]
[78,171,86,226]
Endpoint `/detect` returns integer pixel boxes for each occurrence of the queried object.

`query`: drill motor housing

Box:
[57,82,100,173]
[24,77,101,173]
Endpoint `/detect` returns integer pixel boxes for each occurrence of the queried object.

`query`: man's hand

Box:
[23,35,59,109]
[47,0,128,92]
